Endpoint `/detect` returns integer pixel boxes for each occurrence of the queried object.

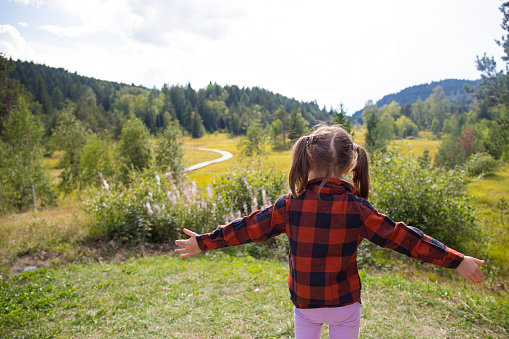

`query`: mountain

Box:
[350,79,480,124]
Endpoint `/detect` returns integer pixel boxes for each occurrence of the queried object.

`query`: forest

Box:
[6,58,329,138]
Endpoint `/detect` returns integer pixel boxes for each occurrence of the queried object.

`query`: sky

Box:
[0,0,506,113]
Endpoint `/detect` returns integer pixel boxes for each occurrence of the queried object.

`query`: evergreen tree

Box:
[191,111,205,138]
[276,106,290,147]
[0,53,20,134]
[331,103,353,134]
[289,102,308,139]
[51,87,64,109]
[362,100,382,150]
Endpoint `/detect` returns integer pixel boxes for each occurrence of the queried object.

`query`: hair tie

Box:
[307,135,314,145]
[352,143,359,150]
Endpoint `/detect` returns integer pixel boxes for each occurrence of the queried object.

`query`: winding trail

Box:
[184,148,234,172]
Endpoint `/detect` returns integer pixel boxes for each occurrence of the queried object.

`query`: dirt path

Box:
[184,148,233,172]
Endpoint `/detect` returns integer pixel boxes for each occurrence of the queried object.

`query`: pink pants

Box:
[294,302,361,339]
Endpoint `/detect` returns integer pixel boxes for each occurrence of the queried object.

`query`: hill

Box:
[350,78,479,123]
[6,58,330,137]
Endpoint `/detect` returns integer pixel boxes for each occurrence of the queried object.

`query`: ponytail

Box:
[289,136,310,198]
[352,146,370,199]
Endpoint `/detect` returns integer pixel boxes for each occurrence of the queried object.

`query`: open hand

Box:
[175,228,202,258]
[456,256,484,284]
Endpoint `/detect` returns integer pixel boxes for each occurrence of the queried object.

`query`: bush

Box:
[210,163,289,259]
[370,149,488,256]
[211,162,287,217]
[462,152,500,177]
[83,164,289,248]
[83,170,222,244]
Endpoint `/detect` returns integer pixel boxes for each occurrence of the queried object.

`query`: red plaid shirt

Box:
[196,177,464,308]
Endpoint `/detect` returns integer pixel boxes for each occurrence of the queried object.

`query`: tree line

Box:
[7,59,330,138]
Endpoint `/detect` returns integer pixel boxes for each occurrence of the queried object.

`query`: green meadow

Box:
[1,131,508,338]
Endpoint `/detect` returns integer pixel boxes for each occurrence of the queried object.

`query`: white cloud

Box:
[18,22,28,27]
[0,24,37,61]
[38,24,102,37]
[5,0,506,111]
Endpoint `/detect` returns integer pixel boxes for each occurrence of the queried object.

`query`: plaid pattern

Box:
[196,177,464,309]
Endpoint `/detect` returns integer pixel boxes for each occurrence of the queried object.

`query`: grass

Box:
[183,133,292,186]
[467,165,509,272]
[1,254,507,338]
[1,131,509,337]
[389,131,441,158]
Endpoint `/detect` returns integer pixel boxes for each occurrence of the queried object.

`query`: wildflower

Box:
[262,189,268,208]
[146,202,154,217]
[153,203,161,213]
[169,193,177,205]
[98,172,109,191]
[191,181,197,196]
[207,185,213,199]
[243,202,248,215]
[148,192,153,201]
[251,197,258,212]
[156,175,161,186]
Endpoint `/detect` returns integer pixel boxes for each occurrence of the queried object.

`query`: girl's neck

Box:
[308,169,343,181]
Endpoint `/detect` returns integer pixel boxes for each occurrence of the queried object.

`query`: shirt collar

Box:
[306,177,360,196]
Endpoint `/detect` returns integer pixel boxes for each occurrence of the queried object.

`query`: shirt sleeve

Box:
[357,199,464,269]
[196,195,288,251]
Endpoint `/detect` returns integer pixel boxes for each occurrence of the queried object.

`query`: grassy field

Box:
[467,165,509,272]
[2,254,507,339]
[183,133,291,186]
[182,130,441,187]
[1,131,509,338]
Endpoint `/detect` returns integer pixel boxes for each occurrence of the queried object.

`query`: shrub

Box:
[210,163,289,258]
[211,162,287,217]
[462,152,500,177]
[83,164,289,248]
[370,149,488,256]
[83,170,221,244]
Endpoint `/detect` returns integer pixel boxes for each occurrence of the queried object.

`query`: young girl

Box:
[175,124,484,339]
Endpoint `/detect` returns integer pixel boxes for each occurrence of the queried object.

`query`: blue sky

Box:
[0,0,506,112]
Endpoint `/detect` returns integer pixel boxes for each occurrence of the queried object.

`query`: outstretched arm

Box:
[174,195,288,256]
[357,199,485,284]
[456,256,484,284]
[175,228,202,258]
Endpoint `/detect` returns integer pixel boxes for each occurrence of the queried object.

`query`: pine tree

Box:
[331,103,352,134]
[290,103,308,140]
[276,106,290,147]
[0,53,20,134]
